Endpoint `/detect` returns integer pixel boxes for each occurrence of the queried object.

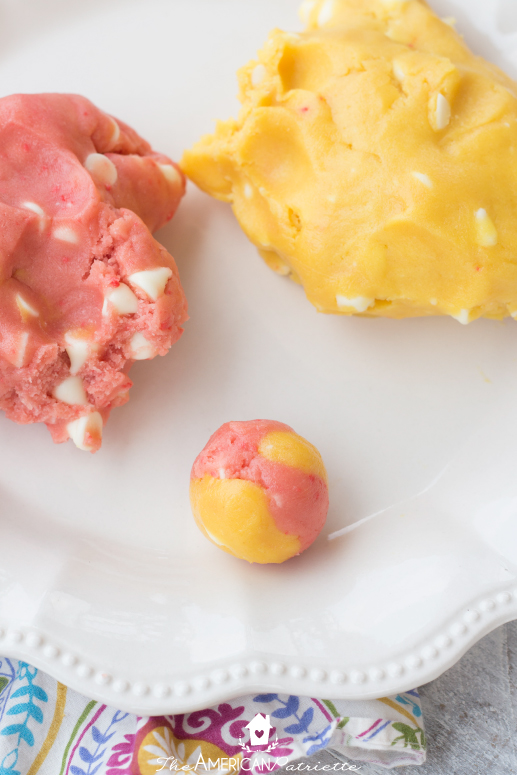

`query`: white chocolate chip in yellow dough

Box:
[475,209,498,247]
[412,172,433,189]
[451,309,470,325]
[430,93,451,132]
[336,295,375,313]
[251,64,267,86]
[317,0,334,26]
[299,0,316,24]
[182,0,517,321]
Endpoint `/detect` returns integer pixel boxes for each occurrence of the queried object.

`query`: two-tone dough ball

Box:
[190,420,329,564]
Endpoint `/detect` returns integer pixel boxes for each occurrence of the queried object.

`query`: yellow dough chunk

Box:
[182,0,517,322]
[190,476,301,564]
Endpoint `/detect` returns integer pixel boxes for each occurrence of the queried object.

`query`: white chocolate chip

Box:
[412,171,433,188]
[475,208,498,247]
[451,309,470,325]
[53,376,88,405]
[219,468,226,479]
[244,183,253,199]
[53,225,79,244]
[157,163,182,186]
[128,267,173,301]
[433,93,451,131]
[84,153,118,186]
[336,295,375,313]
[22,201,45,218]
[64,334,90,376]
[102,283,139,316]
[129,332,156,360]
[299,0,316,24]
[67,412,103,452]
[317,0,334,26]
[13,331,29,368]
[392,61,406,84]
[430,298,438,306]
[16,294,39,319]
[22,201,48,232]
[251,64,267,87]
[107,118,120,148]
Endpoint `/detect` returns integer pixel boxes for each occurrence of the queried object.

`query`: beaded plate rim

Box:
[0,589,515,715]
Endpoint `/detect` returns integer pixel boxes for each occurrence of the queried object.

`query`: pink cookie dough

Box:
[0,93,188,452]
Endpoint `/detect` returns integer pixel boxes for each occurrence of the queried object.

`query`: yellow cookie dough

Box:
[182,0,517,323]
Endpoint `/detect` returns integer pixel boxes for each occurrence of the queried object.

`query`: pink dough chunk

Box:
[0,93,188,451]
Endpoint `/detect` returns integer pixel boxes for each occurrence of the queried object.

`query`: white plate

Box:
[0,0,517,714]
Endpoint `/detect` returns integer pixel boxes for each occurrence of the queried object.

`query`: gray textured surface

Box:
[278,621,517,773]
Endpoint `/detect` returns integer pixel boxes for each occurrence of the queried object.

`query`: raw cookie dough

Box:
[182,0,517,323]
[190,420,329,564]
[0,93,187,451]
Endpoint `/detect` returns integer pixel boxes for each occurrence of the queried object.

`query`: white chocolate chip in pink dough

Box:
[128,267,172,301]
[53,225,78,244]
[16,294,39,320]
[22,201,48,232]
[67,412,103,452]
[129,332,156,360]
[84,153,118,186]
[64,334,90,376]
[13,332,29,368]
[107,118,120,149]
[157,163,182,186]
[53,376,88,405]
[102,283,139,316]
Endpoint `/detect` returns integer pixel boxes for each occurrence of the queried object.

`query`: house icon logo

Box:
[245,713,273,747]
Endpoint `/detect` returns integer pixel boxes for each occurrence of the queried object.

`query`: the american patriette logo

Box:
[244,714,273,747]
[239,713,283,755]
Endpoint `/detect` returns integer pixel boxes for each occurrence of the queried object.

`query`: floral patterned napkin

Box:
[0,660,426,774]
